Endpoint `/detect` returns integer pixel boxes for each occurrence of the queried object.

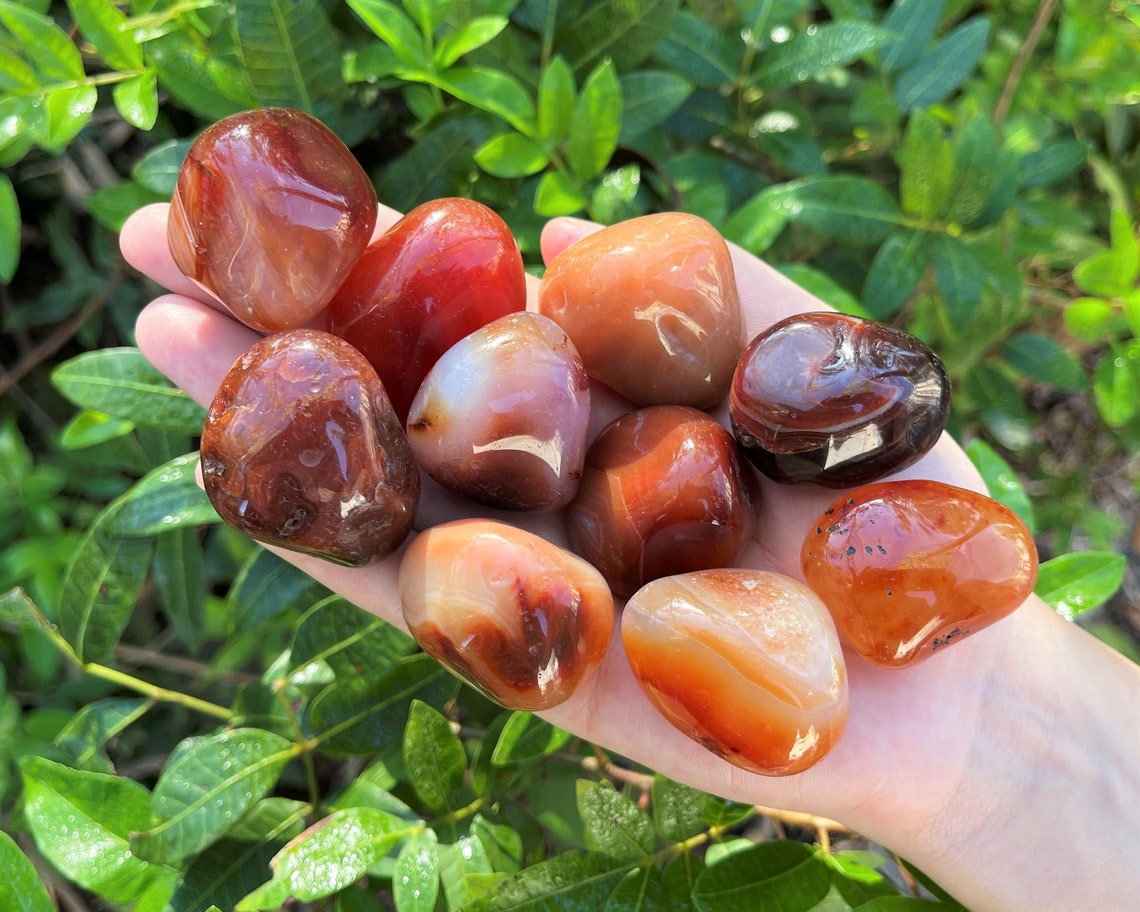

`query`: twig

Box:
[115,643,258,684]
[0,268,123,397]
[995,0,1060,125]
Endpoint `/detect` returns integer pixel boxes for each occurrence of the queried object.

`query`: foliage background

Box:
[1,0,1138,909]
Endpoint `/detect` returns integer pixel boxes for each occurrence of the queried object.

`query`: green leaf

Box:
[394,828,441,912]
[52,697,150,772]
[236,0,345,122]
[590,163,644,224]
[403,0,452,35]
[1092,345,1139,427]
[966,362,1035,451]
[577,781,655,862]
[898,109,953,220]
[66,0,142,71]
[0,172,18,283]
[606,867,673,911]
[861,228,928,319]
[238,808,423,909]
[0,587,49,631]
[779,264,869,316]
[879,0,944,73]
[491,711,572,765]
[475,131,549,178]
[109,453,219,536]
[653,10,736,88]
[439,834,502,909]
[0,1,85,81]
[752,21,881,91]
[133,729,295,864]
[85,180,165,231]
[348,0,428,69]
[776,175,901,245]
[892,16,990,112]
[0,830,55,912]
[153,527,206,650]
[227,548,330,630]
[619,70,691,142]
[1063,297,1116,341]
[965,439,1036,534]
[403,699,467,812]
[429,65,536,136]
[1000,332,1089,392]
[0,47,38,90]
[147,30,254,121]
[51,347,207,434]
[470,814,523,873]
[534,170,588,217]
[290,595,415,680]
[691,841,833,911]
[537,55,575,142]
[132,138,194,195]
[20,756,161,903]
[652,776,709,843]
[307,654,455,755]
[59,503,154,663]
[1035,552,1126,621]
[558,0,680,74]
[43,84,97,151]
[1074,208,1139,297]
[112,69,158,130]
[928,234,983,323]
[58,408,135,449]
[377,115,488,210]
[1017,140,1088,189]
[467,851,630,912]
[567,58,621,181]
[435,15,508,68]
[168,838,279,912]
[722,186,791,255]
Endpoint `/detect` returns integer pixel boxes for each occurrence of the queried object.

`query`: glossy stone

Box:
[623,570,847,775]
[566,406,756,597]
[200,330,419,565]
[168,107,377,332]
[538,213,743,408]
[407,312,590,511]
[730,312,950,487]
[327,197,527,422]
[801,480,1038,667]
[400,519,615,710]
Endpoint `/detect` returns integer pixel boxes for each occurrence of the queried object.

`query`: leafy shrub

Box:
[1,0,1137,908]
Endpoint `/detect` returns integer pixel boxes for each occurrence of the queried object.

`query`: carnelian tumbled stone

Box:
[400,519,615,711]
[538,212,743,408]
[327,197,527,422]
[801,480,1038,667]
[168,107,377,332]
[566,406,755,598]
[200,330,419,566]
[623,570,848,776]
[730,312,950,487]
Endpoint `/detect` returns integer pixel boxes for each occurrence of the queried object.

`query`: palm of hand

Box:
[120,201,1034,850]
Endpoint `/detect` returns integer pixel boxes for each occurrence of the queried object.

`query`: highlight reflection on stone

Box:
[327,197,527,422]
[400,520,615,710]
[407,313,590,511]
[566,406,756,597]
[623,570,848,776]
[168,107,377,332]
[538,213,743,408]
[200,330,419,565]
[801,480,1038,667]
[730,312,950,487]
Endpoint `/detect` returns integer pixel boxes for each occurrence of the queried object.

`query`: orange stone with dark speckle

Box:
[801,480,1038,667]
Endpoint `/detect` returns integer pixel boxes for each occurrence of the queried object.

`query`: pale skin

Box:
[121,202,1140,911]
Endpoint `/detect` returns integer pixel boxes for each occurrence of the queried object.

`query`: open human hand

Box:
[120,201,1134,912]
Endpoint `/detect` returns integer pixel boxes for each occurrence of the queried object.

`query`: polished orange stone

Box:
[400,520,615,711]
[566,406,756,598]
[168,107,377,332]
[623,570,848,776]
[538,212,743,408]
[801,480,1038,667]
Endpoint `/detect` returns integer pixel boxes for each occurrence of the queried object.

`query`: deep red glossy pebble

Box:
[326,197,527,422]
[200,330,419,566]
[168,107,377,332]
[566,405,756,598]
[801,480,1038,667]
[730,312,950,488]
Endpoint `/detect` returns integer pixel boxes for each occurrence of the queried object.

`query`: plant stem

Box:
[84,662,232,720]
[995,0,1060,125]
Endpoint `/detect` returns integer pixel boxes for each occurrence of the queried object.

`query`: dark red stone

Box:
[730,312,950,487]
